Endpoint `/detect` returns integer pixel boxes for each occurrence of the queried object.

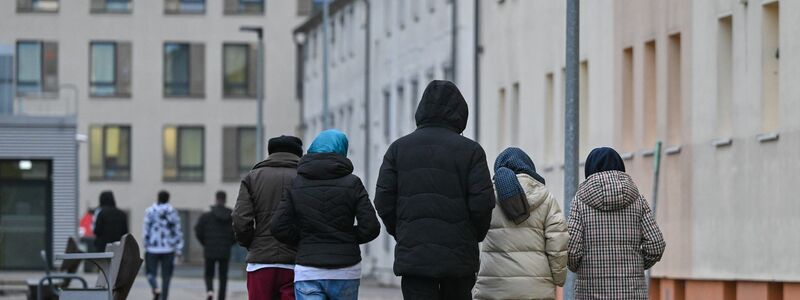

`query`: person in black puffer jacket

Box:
[272,129,380,300]
[195,191,236,300]
[93,190,129,252]
[375,80,496,299]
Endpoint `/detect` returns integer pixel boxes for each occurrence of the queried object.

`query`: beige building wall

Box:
[0,0,305,260]
[481,0,800,294]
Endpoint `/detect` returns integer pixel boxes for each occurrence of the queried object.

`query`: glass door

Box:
[0,159,52,270]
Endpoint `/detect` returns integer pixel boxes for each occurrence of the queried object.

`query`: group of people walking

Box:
[232,80,666,300]
[89,80,665,299]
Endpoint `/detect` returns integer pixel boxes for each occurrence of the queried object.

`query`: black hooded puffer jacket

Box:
[271,153,381,268]
[375,80,496,278]
[195,205,237,260]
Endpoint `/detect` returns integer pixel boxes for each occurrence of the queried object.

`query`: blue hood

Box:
[308,129,349,157]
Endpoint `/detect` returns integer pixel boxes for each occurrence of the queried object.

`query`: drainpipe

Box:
[363,0,372,189]
[451,0,458,83]
[473,0,480,142]
[563,0,580,299]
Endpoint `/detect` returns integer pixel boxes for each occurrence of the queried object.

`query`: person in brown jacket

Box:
[233,135,303,300]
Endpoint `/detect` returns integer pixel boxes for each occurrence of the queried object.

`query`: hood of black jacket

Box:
[297,153,354,180]
[210,205,232,222]
[415,80,469,133]
[253,152,300,170]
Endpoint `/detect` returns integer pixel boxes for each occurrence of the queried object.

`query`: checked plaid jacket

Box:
[567,170,666,300]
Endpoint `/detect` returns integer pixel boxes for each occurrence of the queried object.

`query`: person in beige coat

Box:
[474,147,569,300]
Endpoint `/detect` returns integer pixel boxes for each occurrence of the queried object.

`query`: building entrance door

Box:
[0,159,52,270]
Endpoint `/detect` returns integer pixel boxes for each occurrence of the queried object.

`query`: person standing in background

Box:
[233,135,304,300]
[143,190,184,300]
[195,191,236,300]
[93,190,129,252]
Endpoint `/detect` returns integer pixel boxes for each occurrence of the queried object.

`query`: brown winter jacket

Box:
[567,170,665,300]
[232,152,299,264]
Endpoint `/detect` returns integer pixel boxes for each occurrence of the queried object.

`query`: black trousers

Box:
[401,275,476,300]
[145,252,175,300]
[204,258,230,300]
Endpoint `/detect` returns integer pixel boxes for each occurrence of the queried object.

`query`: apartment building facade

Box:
[1,0,309,264]
[480,0,799,299]
[295,0,476,285]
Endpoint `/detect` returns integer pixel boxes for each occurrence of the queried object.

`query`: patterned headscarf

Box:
[493,147,545,224]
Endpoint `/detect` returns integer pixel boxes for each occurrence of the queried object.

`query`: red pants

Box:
[246,268,295,300]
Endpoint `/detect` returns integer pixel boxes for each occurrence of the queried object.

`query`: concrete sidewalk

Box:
[0,271,402,300]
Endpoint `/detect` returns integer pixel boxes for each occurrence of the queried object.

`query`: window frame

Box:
[222,126,257,182]
[17,0,60,13]
[89,41,118,97]
[91,0,132,14]
[89,124,132,181]
[163,125,205,182]
[224,0,264,15]
[163,42,192,97]
[165,0,206,15]
[222,43,251,98]
[15,41,43,95]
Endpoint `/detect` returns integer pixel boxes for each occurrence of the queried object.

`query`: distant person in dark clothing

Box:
[144,190,183,300]
[195,191,237,300]
[93,190,129,252]
[375,80,496,299]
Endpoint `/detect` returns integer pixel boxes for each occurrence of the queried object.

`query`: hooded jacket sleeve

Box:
[271,187,300,246]
[640,197,666,270]
[544,196,569,286]
[467,145,496,242]
[374,145,399,236]
[232,176,255,248]
[354,178,381,244]
[567,199,584,272]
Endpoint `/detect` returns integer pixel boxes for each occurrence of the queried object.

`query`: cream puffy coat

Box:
[474,174,569,300]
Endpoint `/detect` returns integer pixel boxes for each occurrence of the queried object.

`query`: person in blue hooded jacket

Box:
[272,129,380,300]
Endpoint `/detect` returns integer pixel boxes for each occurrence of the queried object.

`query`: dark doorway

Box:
[0,159,52,270]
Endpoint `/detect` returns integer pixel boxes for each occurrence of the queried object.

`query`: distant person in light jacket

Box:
[474,148,568,300]
[567,147,666,299]
[143,190,184,300]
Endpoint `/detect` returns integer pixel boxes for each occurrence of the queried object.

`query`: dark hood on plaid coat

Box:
[567,170,666,300]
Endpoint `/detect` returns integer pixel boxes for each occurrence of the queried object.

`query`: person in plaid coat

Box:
[567,147,666,299]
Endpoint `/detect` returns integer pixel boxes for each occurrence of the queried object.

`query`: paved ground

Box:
[0,271,402,300]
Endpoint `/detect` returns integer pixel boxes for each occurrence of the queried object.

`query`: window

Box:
[222,127,257,182]
[622,47,635,151]
[510,82,520,145]
[90,42,132,97]
[16,41,58,96]
[383,90,391,141]
[224,0,264,15]
[544,73,555,163]
[163,126,204,181]
[164,42,204,97]
[90,0,132,13]
[89,125,131,181]
[17,0,59,13]
[410,78,419,125]
[164,0,205,14]
[497,87,506,151]
[398,0,406,29]
[579,61,589,157]
[761,2,780,133]
[297,0,312,16]
[643,40,657,148]
[397,84,405,135]
[223,43,256,98]
[717,16,733,137]
[667,34,682,145]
